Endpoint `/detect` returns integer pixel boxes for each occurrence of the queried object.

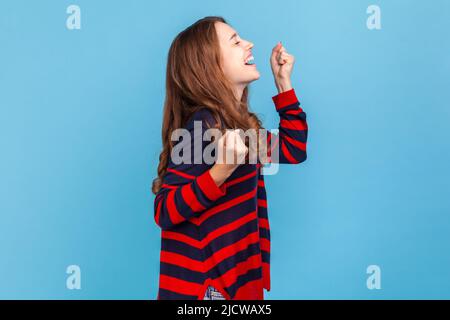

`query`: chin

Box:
[239,69,260,85]
[248,70,261,82]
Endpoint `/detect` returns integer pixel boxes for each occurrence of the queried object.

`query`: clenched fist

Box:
[209,130,249,188]
[270,42,295,93]
[216,129,248,166]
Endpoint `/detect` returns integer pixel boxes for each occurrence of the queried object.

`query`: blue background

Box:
[1,0,449,299]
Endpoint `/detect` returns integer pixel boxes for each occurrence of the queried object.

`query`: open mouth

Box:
[244,55,255,66]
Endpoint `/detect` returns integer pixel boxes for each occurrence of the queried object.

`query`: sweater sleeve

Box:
[154,111,227,230]
[266,88,308,164]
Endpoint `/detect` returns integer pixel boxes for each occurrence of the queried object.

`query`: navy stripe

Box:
[158,288,198,300]
[259,227,270,240]
[159,262,206,284]
[226,267,263,298]
[261,251,270,264]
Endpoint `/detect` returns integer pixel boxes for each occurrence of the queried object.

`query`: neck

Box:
[233,83,246,104]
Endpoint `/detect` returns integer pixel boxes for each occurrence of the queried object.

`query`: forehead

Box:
[215,22,237,41]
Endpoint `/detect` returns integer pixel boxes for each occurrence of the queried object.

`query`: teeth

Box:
[245,56,254,64]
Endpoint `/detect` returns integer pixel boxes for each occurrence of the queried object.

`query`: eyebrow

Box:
[229,32,237,41]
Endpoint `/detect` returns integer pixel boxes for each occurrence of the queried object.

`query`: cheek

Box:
[223,53,243,78]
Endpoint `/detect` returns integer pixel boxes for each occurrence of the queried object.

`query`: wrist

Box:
[275,79,293,93]
[210,164,236,184]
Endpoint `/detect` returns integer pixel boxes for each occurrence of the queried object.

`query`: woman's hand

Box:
[270,42,295,93]
[209,130,248,187]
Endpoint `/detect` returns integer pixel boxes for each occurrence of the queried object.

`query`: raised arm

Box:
[266,41,308,164]
[266,88,308,164]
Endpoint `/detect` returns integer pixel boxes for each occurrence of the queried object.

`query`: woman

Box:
[152,16,308,300]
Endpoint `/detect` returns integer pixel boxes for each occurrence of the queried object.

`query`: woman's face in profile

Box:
[215,22,260,88]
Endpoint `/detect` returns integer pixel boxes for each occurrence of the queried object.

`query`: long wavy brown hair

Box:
[152,16,264,195]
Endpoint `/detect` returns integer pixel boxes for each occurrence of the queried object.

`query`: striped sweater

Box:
[154,88,308,300]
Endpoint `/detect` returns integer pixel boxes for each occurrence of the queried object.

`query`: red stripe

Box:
[161,230,201,248]
[218,254,262,288]
[233,278,264,300]
[162,211,257,249]
[270,135,279,154]
[196,170,226,201]
[159,274,203,296]
[258,218,269,229]
[160,251,205,272]
[260,238,270,252]
[202,211,257,248]
[266,133,272,161]
[272,88,299,111]
[280,132,306,151]
[155,197,162,226]
[181,183,205,212]
[226,170,257,187]
[262,262,271,291]
[257,199,267,208]
[166,168,195,180]
[190,188,257,225]
[285,108,303,115]
[281,141,297,163]
[280,119,307,131]
[257,180,265,188]
[161,183,177,189]
[203,231,260,271]
[167,190,186,224]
